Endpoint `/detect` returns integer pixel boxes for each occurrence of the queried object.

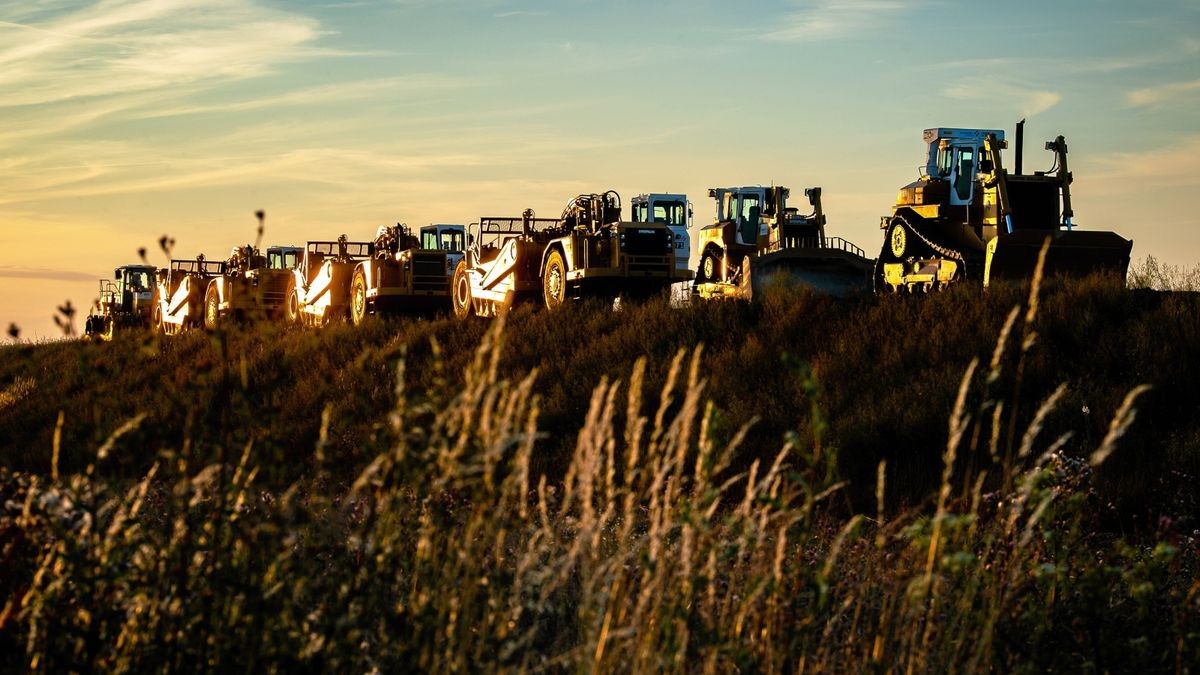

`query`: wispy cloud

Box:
[0,265,97,282]
[1086,135,1200,190]
[761,0,915,42]
[130,74,477,119]
[0,0,325,108]
[494,10,547,18]
[1126,78,1200,108]
[941,78,1062,117]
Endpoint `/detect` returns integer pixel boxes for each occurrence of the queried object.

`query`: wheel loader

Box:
[693,186,874,300]
[203,244,300,329]
[285,235,374,325]
[155,257,225,335]
[452,191,689,318]
[349,223,463,325]
[875,122,1133,292]
[84,265,156,340]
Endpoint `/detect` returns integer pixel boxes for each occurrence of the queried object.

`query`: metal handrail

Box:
[762,236,867,258]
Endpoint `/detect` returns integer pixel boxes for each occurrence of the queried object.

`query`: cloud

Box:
[1086,135,1200,190]
[0,0,324,108]
[494,10,547,18]
[130,74,476,119]
[0,265,97,282]
[1126,78,1200,108]
[761,0,914,42]
[941,79,1062,117]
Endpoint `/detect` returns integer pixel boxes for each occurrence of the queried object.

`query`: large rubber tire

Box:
[284,288,301,324]
[699,248,722,284]
[543,249,567,311]
[350,268,369,327]
[204,285,221,331]
[452,260,472,319]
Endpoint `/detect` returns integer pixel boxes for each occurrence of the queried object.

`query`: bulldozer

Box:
[285,235,374,325]
[875,122,1133,292]
[349,223,462,325]
[155,256,225,335]
[452,191,689,318]
[203,244,300,329]
[84,265,156,340]
[693,186,874,300]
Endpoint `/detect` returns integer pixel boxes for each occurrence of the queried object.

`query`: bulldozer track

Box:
[899,216,966,269]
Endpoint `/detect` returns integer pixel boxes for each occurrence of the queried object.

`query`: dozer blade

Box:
[749,248,875,297]
[984,229,1133,286]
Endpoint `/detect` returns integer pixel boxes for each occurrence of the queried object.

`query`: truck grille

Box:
[260,273,292,304]
[626,255,672,276]
[620,228,670,256]
[413,254,449,293]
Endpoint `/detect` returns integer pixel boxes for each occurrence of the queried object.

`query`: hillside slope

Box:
[2,279,1197,514]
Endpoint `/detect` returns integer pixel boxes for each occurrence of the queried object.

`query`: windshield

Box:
[123,270,152,290]
[423,229,464,252]
[652,200,686,226]
[269,250,299,270]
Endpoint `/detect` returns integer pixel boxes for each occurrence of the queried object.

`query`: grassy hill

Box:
[2,277,1198,670]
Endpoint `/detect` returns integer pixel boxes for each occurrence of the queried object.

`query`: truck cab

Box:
[421,224,466,276]
[267,246,302,271]
[631,193,691,272]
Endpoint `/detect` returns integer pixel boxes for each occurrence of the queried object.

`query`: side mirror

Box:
[114,268,122,280]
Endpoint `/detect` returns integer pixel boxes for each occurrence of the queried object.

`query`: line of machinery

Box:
[83,122,1135,339]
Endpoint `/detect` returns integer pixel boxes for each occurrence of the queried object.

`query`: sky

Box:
[1,0,1198,337]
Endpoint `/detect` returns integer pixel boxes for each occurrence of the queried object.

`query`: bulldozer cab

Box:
[923,128,1004,207]
[709,187,769,247]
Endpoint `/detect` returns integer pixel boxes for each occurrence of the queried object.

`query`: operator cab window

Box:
[422,232,437,249]
[441,230,464,252]
[938,145,954,177]
[740,194,761,225]
[653,202,685,226]
[955,147,976,200]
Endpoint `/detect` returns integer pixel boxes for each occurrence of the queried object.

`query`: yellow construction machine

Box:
[693,185,874,300]
[875,121,1133,292]
[452,191,687,318]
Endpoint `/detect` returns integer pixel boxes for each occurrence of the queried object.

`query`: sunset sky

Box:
[2,0,1198,337]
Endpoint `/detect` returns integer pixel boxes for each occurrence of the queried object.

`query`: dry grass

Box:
[1,274,1199,671]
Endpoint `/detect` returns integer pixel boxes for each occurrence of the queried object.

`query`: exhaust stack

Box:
[1015,118,1025,176]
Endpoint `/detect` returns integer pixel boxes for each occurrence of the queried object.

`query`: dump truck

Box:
[349,224,463,325]
[631,193,692,275]
[84,265,156,340]
[874,122,1133,292]
[452,191,689,318]
[693,186,874,300]
[155,257,225,335]
[285,235,373,325]
[203,244,301,329]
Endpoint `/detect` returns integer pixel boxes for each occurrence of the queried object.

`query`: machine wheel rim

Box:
[889,221,907,259]
[545,260,564,307]
[206,294,218,329]
[455,273,470,313]
[702,253,717,281]
[352,276,366,325]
